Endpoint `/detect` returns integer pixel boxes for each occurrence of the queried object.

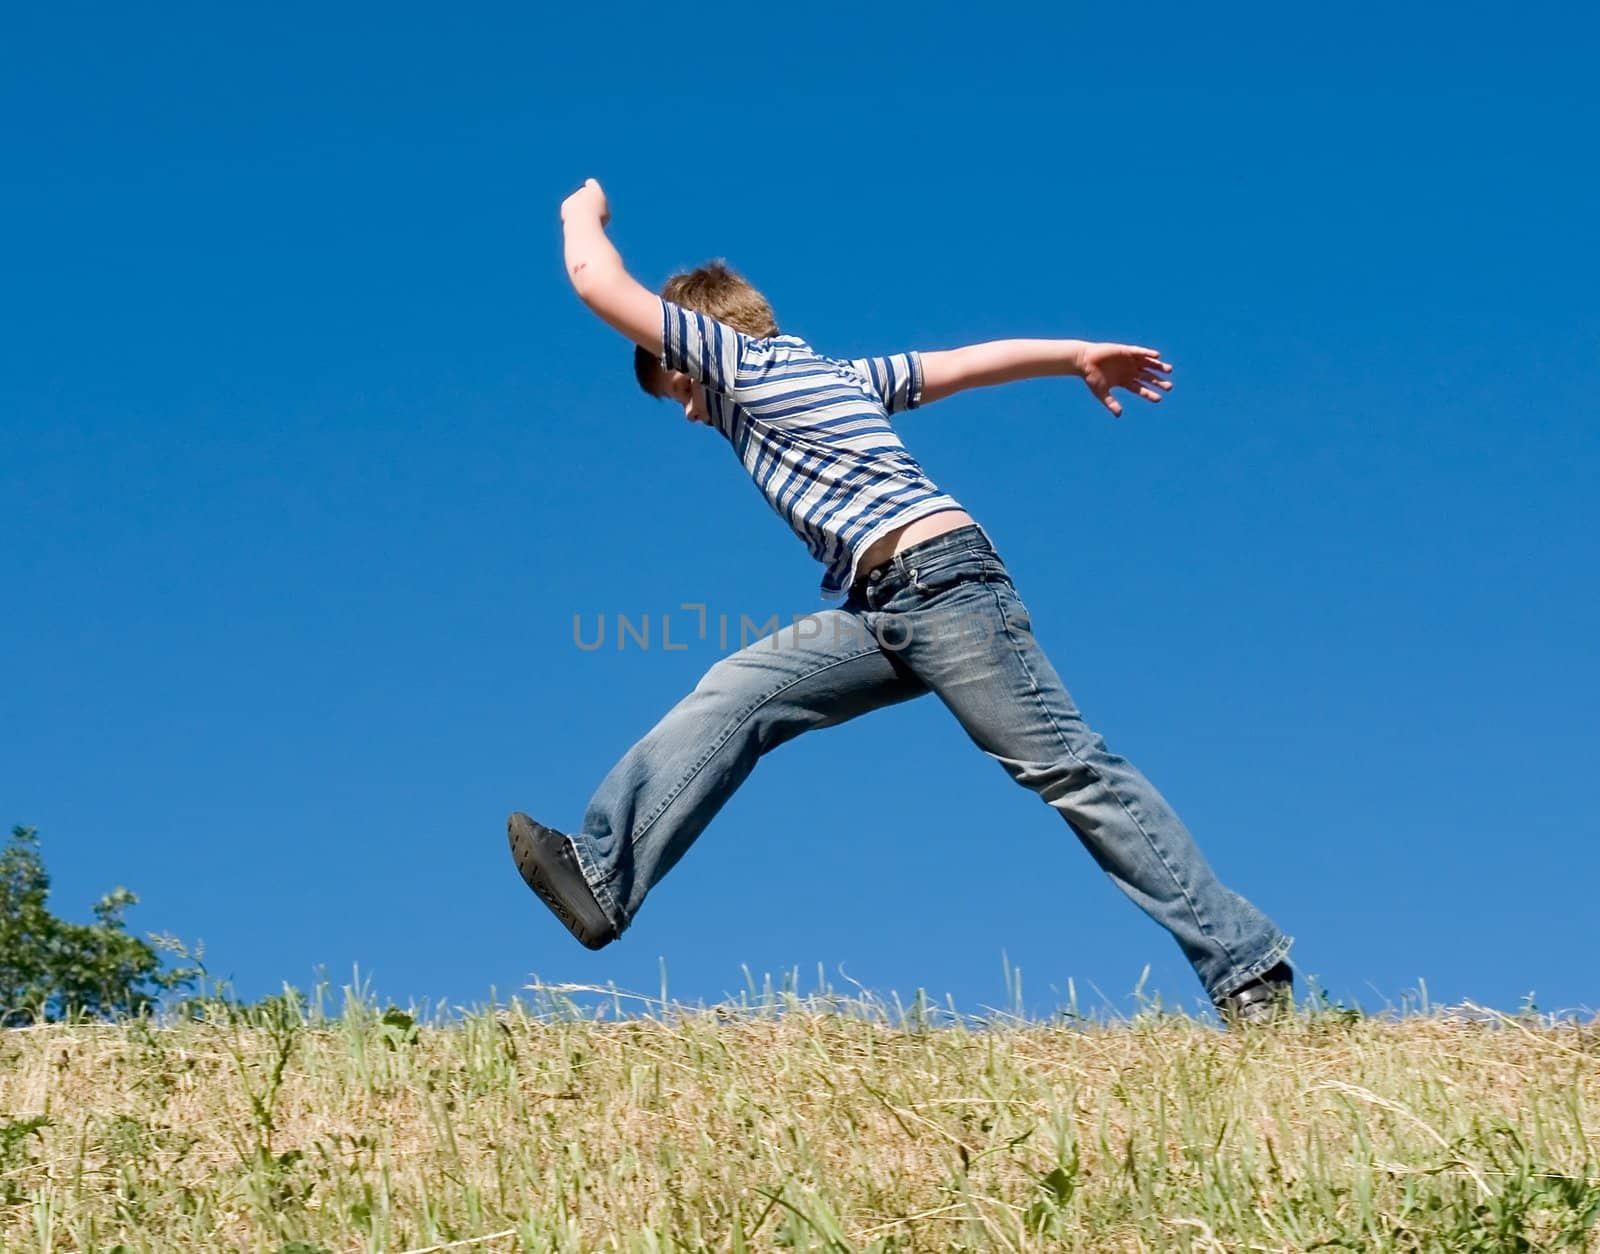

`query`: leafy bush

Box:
[0,824,196,1023]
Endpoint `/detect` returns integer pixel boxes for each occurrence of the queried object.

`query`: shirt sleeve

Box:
[846,352,924,413]
[660,300,750,394]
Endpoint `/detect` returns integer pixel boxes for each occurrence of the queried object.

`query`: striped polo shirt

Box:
[660,301,964,599]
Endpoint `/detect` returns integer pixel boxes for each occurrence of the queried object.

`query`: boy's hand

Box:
[561,177,610,226]
[1078,343,1173,418]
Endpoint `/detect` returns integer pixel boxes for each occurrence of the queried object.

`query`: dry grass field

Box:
[1,981,1597,1252]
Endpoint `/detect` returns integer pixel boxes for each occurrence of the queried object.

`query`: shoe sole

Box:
[506,813,616,951]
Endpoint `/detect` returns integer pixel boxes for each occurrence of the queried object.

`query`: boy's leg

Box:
[565,609,925,932]
[867,533,1290,1001]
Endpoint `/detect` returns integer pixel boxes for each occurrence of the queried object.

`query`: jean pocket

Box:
[998,586,1034,638]
[963,576,1032,637]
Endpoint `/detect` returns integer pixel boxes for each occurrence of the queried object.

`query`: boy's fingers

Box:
[1119,353,1171,373]
[1118,378,1161,401]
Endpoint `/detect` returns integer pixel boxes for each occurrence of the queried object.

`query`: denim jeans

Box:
[570,525,1289,999]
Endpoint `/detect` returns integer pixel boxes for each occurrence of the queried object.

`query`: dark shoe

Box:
[1215,961,1294,1027]
[507,812,618,950]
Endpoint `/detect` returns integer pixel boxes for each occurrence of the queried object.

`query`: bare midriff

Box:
[854,508,978,579]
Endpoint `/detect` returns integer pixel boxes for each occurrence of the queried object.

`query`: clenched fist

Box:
[561,178,610,226]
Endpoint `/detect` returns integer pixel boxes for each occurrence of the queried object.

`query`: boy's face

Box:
[653,368,711,426]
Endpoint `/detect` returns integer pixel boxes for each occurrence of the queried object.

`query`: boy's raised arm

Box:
[920,339,1173,418]
[560,178,664,356]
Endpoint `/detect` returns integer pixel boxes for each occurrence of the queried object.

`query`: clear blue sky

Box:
[5,5,1596,1020]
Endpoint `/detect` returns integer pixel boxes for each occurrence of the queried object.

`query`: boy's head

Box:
[634,261,777,425]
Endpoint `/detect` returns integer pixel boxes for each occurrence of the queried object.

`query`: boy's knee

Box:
[688,655,758,711]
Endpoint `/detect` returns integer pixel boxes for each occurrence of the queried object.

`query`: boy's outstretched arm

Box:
[919,339,1173,418]
[560,178,663,355]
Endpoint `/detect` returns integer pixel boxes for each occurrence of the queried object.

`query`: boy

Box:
[510,178,1294,1023]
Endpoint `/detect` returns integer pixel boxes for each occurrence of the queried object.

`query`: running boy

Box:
[510,178,1294,1022]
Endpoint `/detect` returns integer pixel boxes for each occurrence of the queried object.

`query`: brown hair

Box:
[634,261,778,396]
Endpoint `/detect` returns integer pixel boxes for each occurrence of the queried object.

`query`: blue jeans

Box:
[570,526,1289,999]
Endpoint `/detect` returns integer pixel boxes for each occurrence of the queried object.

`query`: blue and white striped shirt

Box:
[661,301,964,599]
